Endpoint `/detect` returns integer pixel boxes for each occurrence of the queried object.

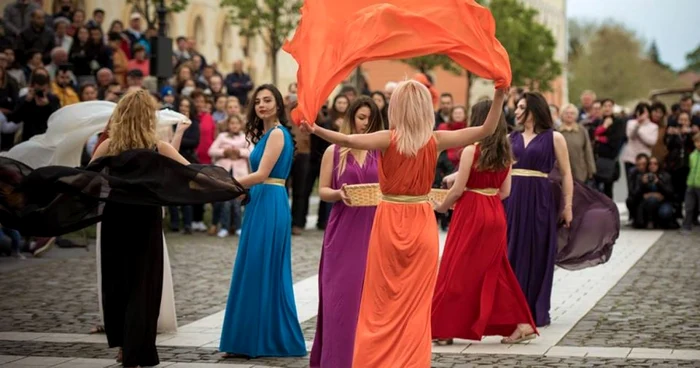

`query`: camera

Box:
[645,173,655,182]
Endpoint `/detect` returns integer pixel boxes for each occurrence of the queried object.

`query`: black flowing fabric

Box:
[0,149,247,367]
[0,149,248,236]
[549,168,620,271]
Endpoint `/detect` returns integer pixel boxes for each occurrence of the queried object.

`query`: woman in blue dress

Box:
[219,84,306,358]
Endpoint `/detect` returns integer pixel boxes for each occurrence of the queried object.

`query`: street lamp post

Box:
[152,0,173,91]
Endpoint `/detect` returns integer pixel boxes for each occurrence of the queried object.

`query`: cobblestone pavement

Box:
[558,231,700,350]
[1,340,699,367]
[0,230,323,334]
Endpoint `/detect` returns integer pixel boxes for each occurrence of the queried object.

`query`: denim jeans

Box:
[683,188,700,230]
[168,205,193,230]
[212,199,242,231]
[0,228,21,253]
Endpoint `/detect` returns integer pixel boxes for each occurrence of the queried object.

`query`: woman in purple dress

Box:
[310,96,384,368]
[504,92,574,327]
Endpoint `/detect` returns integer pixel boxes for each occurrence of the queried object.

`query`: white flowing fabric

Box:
[1,101,181,333]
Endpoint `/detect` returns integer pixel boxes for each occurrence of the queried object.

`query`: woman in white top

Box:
[621,103,658,189]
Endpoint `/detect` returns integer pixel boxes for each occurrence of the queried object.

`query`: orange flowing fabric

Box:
[352,134,439,368]
[283,0,511,124]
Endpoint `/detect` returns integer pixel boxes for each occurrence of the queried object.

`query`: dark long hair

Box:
[469,100,513,171]
[337,96,384,178]
[328,94,349,124]
[370,91,389,129]
[518,92,553,134]
[245,84,290,145]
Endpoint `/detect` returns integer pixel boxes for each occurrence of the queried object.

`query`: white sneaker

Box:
[217,229,229,238]
[193,222,207,232]
[235,229,242,236]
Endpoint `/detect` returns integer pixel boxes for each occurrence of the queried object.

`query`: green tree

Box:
[568,19,597,60]
[648,40,672,71]
[685,44,700,73]
[221,0,302,85]
[401,55,462,76]
[489,0,561,90]
[568,23,683,104]
[126,0,189,30]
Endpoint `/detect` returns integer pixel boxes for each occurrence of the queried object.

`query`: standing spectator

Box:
[0,22,14,52]
[592,98,626,199]
[207,74,226,96]
[51,66,79,106]
[88,26,111,71]
[224,60,253,107]
[549,104,561,128]
[665,111,696,217]
[434,93,453,129]
[126,44,149,76]
[124,13,145,55]
[577,90,597,121]
[169,96,199,234]
[52,17,72,50]
[621,103,658,185]
[681,133,700,233]
[17,9,55,65]
[8,71,60,142]
[650,102,669,161]
[186,37,206,65]
[2,48,26,87]
[68,26,92,83]
[558,103,596,184]
[3,0,40,37]
[86,8,104,32]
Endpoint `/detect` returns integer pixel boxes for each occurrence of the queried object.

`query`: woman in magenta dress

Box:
[503,92,574,327]
[310,96,384,368]
[432,99,537,344]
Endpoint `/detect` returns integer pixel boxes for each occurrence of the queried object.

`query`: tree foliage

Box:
[220,0,302,84]
[648,40,672,72]
[126,0,188,29]
[685,44,700,73]
[568,23,683,104]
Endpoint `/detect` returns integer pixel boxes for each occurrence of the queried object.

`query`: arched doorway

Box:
[193,16,205,50]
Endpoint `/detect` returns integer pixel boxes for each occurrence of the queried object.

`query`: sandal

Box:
[501,326,536,344]
[89,325,105,334]
[433,338,454,346]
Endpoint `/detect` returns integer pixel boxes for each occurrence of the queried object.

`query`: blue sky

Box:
[567,0,699,70]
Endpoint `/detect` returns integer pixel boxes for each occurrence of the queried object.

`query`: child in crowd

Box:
[207,115,252,237]
[213,95,228,125]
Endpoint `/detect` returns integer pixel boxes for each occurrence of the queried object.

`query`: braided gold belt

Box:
[263,178,286,186]
[467,188,499,196]
[381,194,429,204]
[511,169,548,178]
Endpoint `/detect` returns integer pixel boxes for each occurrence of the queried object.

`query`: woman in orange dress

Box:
[301,81,506,367]
[432,100,537,345]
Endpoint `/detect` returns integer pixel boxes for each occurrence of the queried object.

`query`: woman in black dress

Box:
[0,89,247,367]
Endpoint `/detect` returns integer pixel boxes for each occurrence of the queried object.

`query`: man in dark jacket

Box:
[8,72,60,142]
[224,60,253,107]
[3,0,40,36]
[17,9,54,64]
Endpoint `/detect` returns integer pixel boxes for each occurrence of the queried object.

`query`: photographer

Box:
[8,71,60,142]
[629,156,677,229]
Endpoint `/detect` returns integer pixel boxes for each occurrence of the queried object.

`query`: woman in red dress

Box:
[432,100,537,344]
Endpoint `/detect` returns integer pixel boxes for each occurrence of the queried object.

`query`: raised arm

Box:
[434,145,475,213]
[435,88,506,152]
[170,120,192,151]
[302,122,391,151]
[553,131,573,227]
[236,128,284,188]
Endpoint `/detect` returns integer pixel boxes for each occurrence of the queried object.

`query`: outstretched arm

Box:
[301,122,391,151]
[435,88,507,151]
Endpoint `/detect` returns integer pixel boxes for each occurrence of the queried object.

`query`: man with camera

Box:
[8,72,60,142]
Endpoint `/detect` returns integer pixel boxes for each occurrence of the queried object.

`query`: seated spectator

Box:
[8,70,60,142]
[126,68,144,89]
[79,83,97,101]
[22,49,44,82]
[17,9,54,64]
[629,156,677,229]
[46,47,76,86]
[53,17,73,51]
[2,48,26,88]
[51,66,80,106]
[101,81,122,102]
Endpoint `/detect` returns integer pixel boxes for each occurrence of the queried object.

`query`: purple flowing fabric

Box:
[310,146,378,368]
[549,168,619,271]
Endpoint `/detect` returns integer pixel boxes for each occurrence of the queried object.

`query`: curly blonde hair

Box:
[107,89,158,155]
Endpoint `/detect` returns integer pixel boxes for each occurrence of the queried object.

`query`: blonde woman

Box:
[557,103,596,183]
[301,81,506,367]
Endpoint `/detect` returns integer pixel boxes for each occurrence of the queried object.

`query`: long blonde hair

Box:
[107,89,158,155]
[337,96,384,178]
[388,80,434,156]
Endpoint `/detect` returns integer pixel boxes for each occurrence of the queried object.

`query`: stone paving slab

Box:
[558,231,700,350]
[0,341,699,367]
[0,231,323,334]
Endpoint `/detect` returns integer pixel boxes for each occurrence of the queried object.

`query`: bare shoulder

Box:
[157,140,177,152]
[552,131,566,142]
[324,144,336,155]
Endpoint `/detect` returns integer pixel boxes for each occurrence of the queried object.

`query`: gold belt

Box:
[263,178,286,186]
[467,188,499,196]
[381,194,429,204]
[511,169,548,178]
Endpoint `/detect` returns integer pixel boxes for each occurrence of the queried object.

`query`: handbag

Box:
[594,156,618,182]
